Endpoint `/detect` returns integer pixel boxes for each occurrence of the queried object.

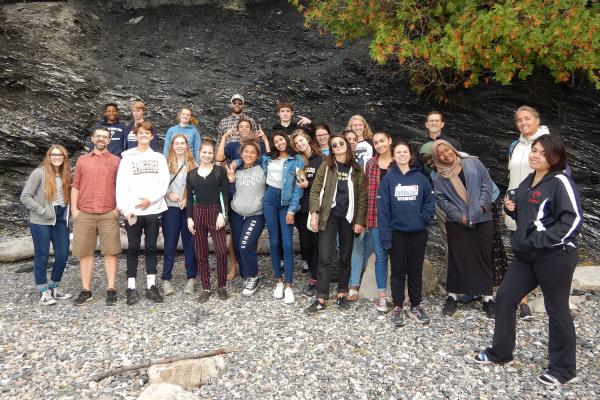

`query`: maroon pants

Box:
[192,204,228,290]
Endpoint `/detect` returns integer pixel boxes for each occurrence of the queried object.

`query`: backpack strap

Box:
[507,139,519,161]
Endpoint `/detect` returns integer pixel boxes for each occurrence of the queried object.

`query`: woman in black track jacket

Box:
[474,135,582,388]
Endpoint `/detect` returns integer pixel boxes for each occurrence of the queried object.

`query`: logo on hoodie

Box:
[394,184,419,201]
[132,160,159,175]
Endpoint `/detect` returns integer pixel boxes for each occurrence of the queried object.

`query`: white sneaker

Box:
[50,287,72,300]
[39,289,57,306]
[162,280,174,296]
[184,278,196,295]
[284,287,295,304]
[273,282,285,299]
[375,297,389,312]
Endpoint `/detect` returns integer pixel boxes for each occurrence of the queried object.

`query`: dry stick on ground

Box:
[90,347,242,382]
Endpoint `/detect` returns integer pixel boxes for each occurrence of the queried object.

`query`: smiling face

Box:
[273,134,287,153]
[529,141,551,173]
[49,148,65,168]
[238,121,252,138]
[135,126,154,146]
[230,100,244,115]
[372,133,391,156]
[241,145,259,166]
[172,136,188,157]
[435,143,456,165]
[92,129,110,151]
[393,143,411,167]
[293,134,310,155]
[104,106,118,123]
[199,144,214,164]
[179,108,192,125]
[515,110,540,137]
[345,132,358,151]
[425,113,444,137]
[350,118,365,137]
[315,128,330,148]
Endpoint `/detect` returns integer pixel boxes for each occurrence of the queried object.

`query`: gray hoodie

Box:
[231,165,266,217]
[20,167,70,225]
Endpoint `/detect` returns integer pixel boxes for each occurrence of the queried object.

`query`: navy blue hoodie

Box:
[376,164,436,249]
[87,119,127,157]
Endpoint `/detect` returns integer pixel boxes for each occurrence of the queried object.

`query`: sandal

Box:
[347,289,359,302]
[537,371,579,387]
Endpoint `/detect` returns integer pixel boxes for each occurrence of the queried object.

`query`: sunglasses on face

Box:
[331,141,346,148]
[232,101,243,105]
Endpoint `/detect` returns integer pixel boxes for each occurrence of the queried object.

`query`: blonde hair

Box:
[515,105,540,121]
[345,114,373,140]
[41,145,71,204]
[177,107,200,127]
[131,100,145,111]
[166,134,196,174]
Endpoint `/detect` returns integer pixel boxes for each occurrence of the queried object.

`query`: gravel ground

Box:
[0,252,599,400]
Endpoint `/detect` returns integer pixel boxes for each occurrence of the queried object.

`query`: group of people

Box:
[21,96,583,387]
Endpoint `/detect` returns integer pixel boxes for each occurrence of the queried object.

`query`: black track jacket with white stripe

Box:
[505,170,582,260]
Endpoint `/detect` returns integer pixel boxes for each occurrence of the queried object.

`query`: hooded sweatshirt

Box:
[505,125,550,230]
[163,124,202,163]
[116,147,169,216]
[376,164,436,249]
[230,165,266,216]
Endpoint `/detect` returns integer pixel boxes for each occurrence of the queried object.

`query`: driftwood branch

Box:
[90,347,241,382]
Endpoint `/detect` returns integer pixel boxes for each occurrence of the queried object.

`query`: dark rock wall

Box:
[1,0,599,260]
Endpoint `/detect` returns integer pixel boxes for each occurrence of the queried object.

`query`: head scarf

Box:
[431,140,468,205]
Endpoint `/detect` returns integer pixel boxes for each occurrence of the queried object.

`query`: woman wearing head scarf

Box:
[431,140,495,319]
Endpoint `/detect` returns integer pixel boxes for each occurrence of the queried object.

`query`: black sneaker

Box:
[145,285,164,303]
[409,305,430,324]
[73,290,92,306]
[305,299,326,315]
[336,296,351,310]
[457,294,482,304]
[391,306,406,327]
[301,283,317,297]
[242,277,260,296]
[442,296,458,316]
[519,303,533,320]
[217,288,229,300]
[105,289,117,306]
[483,299,496,320]
[198,290,211,303]
[126,288,140,305]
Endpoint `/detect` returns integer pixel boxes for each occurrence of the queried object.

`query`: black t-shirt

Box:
[380,167,388,179]
[299,154,324,214]
[331,162,351,219]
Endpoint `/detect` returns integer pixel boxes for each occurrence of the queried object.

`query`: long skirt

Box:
[446,220,493,295]
[491,199,509,285]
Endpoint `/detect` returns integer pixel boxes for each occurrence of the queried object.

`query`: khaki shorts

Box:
[72,210,122,256]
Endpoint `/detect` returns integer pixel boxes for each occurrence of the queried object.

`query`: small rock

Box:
[137,383,198,400]
[148,356,225,390]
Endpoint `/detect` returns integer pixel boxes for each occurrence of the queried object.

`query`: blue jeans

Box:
[230,210,265,279]
[349,230,373,288]
[370,227,389,291]
[29,206,70,291]
[263,186,294,283]
[161,206,197,280]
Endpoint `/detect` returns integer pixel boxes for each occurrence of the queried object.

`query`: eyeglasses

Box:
[331,141,346,149]
[232,100,243,105]
[94,135,110,140]
[50,153,64,158]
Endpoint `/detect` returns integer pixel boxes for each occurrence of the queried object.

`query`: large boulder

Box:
[137,383,199,400]
[571,266,600,292]
[147,356,225,389]
[358,255,438,300]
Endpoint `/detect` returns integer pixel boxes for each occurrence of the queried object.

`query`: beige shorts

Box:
[72,210,122,256]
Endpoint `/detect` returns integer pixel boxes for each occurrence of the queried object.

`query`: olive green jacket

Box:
[309,161,367,231]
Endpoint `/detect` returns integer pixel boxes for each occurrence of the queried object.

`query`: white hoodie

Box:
[116,147,169,217]
[504,125,550,230]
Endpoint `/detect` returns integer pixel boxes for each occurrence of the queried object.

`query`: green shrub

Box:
[292,0,600,99]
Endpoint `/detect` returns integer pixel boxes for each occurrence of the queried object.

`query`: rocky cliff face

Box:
[1,0,599,259]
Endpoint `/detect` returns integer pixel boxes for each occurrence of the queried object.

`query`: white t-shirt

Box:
[266,158,285,189]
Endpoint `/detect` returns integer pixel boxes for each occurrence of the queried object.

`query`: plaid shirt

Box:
[365,155,392,228]
[216,113,258,144]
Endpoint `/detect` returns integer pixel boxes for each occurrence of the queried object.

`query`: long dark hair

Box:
[325,133,360,170]
[532,134,567,172]
[268,130,293,158]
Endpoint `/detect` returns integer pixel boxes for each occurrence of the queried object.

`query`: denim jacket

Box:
[234,154,305,214]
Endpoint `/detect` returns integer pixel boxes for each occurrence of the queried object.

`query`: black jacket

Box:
[506,170,582,260]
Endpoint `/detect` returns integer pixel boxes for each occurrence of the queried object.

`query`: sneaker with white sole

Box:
[184,278,196,295]
[375,297,389,312]
[39,289,57,306]
[409,305,430,324]
[519,303,533,320]
[273,282,285,299]
[242,276,260,296]
[162,280,174,296]
[284,287,295,304]
[50,287,72,300]
[537,370,579,387]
